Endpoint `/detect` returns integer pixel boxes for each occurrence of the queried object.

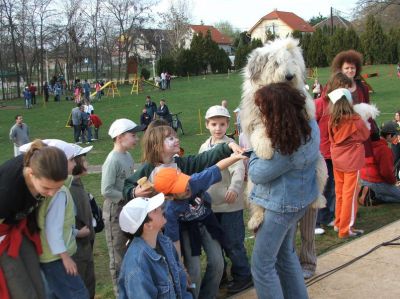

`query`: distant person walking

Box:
[23,86,32,109]
[9,114,30,156]
[29,83,37,105]
[43,82,50,102]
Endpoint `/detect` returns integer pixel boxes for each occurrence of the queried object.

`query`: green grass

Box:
[1,65,400,298]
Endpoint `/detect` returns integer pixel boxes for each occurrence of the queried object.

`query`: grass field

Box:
[1,65,399,298]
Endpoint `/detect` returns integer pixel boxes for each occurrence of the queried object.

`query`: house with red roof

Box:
[248,9,315,43]
[183,25,233,54]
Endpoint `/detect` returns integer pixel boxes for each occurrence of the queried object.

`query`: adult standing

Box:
[166,71,171,89]
[29,83,37,105]
[9,115,30,157]
[72,103,83,144]
[248,83,319,299]
[331,50,369,104]
[160,71,166,90]
[83,80,91,101]
[0,140,68,299]
[43,82,49,102]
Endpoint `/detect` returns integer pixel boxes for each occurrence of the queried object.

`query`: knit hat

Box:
[153,168,190,194]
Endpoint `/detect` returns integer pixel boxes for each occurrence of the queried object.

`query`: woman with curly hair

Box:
[331,49,370,104]
[248,82,320,299]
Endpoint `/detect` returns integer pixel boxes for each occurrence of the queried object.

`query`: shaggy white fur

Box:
[239,37,327,231]
[353,103,380,129]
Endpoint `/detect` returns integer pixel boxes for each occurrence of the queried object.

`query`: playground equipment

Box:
[89,81,120,99]
[130,74,161,95]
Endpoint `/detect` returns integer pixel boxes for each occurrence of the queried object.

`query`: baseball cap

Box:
[153,168,190,194]
[328,88,352,105]
[19,139,92,159]
[119,193,165,234]
[205,105,230,119]
[108,118,145,138]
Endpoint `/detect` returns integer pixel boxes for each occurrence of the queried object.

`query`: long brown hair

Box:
[142,125,177,165]
[325,72,352,94]
[24,139,68,181]
[329,98,356,127]
[254,83,311,155]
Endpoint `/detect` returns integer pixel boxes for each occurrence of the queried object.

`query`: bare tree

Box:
[159,0,192,55]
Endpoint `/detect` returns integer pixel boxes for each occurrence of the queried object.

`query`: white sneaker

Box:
[314,227,325,235]
[327,220,335,227]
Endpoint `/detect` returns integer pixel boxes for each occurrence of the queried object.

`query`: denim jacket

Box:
[249,120,320,213]
[118,233,192,299]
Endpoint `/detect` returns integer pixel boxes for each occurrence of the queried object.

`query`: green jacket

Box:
[123,143,233,201]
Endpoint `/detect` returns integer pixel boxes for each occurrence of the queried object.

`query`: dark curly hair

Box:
[254,83,311,155]
[331,50,363,78]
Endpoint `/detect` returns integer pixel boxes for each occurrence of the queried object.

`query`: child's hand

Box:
[228,142,245,154]
[133,185,154,198]
[60,252,78,276]
[225,190,238,204]
[77,226,90,238]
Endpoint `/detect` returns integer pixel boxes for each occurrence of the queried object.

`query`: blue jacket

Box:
[249,120,320,213]
[118,233,192,299]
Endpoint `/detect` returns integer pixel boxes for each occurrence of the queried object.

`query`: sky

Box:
[155,0,359,31]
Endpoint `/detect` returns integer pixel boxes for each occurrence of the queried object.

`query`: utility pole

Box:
[330,7,334,35]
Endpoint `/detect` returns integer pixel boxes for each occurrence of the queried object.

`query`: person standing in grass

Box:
[23,86,32,109]
[9,114,30,157]
[101,119,145,297]
[328,88,370,238]
[90,110,102,141]
[198,105,253,295]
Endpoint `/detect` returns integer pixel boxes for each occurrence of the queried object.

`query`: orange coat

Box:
[329,115,370,172]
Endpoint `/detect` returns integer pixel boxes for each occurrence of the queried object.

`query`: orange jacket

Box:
[329,115,370,172]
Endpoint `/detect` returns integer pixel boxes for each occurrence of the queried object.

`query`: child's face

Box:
[147,206,166,231]
[142,108,147,114]
[119,132,139,150]
[163,134,180,156]
[206,117,229,140]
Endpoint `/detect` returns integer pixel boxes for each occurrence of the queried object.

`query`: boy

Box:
[90,110,102,140]
[144,95,157,120]
[101,118,145,296]
[118,193,193,299]
[198,105,252,294]
[140,107,152,129]
[152,153,247,299]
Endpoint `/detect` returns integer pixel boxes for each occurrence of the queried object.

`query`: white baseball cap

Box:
[108,118,145,138]
[119,193,165,234]
[19,139,92,159]
[328,88,352,105]
[205,105,230,119]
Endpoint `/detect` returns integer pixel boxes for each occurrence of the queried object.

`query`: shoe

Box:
[334,226,339,232]
[91,138,97,141]
[314,227,325,235]
[303,269,315,280]
[76,141,82,144]
[86,142,91,144]
[327,220,335,227]
[339,229,364,238]
[227,277,253,294]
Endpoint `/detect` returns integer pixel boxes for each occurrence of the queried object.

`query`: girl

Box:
[70,154,96,299]
[328,88,370,238]
[0,140,68,299]
[123,125,243,299]
[314,72,352,232]
[248,83,320,299]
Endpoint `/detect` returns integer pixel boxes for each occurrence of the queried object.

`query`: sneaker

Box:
[303,269,315,280]
[340,229,364,238]
[327,220,335,227]
[76,141,82,144]
[227,277,253,294]
[314,227,325,235]
[334,226,339,232]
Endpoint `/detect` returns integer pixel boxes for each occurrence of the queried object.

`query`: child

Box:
[70,153,96,299]
[140,107,152,129]
[145,95,157,120]
[90,110,102,140]
[118,193,193,299]
[152,153,248,299]
[198,105,252,294]
[123,125,244,299]
[20,139,93,299]
[315,72,352,234]
[95,81,101,101]
[101,118,145,296]
[328,88,370,238]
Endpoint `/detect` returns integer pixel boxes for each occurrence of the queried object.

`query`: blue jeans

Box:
[317,159,335,226]
[41,259,89,299]
[252,208,309,299]
[87,126,92,142]
[182,224,224,299]
[215,210,251,281]
[361,180,400,203]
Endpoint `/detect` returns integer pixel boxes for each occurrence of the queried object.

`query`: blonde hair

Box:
[24,139,68,181]
[142,125,177,165]
[329,98,356,128]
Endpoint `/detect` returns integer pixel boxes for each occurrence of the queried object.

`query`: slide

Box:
[90,81,114,98]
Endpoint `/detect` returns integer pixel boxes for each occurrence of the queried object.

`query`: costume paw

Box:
[248,204,265,231]
[251,128,274,159]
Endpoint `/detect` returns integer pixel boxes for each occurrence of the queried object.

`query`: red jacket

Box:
[360,138,396,184]
[90,114,102,128]
[315,96,331,159]
[329,115,370,172]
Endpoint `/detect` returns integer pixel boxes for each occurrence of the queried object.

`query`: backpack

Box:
[88,193,104,233]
